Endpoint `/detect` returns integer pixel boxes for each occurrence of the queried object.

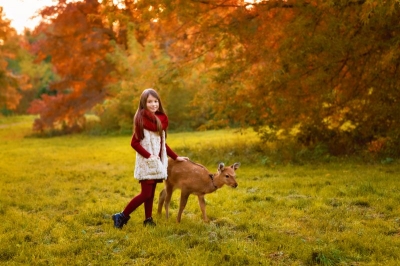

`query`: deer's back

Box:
[167,159,210,192]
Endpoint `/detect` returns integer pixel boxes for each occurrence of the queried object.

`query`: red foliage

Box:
[28,0,116,132]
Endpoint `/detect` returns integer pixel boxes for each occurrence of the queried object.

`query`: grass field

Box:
[1,116,400,265]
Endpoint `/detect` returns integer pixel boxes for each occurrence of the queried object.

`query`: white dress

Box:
[134,129,168,180]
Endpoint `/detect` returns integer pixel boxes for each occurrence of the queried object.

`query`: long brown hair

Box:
[133,88,166,139]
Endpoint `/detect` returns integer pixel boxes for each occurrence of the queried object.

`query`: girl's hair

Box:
[133,88,166,139]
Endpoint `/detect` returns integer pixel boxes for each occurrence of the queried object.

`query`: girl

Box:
[112,88,189,229]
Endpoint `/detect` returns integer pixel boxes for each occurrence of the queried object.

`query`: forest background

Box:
[1,0,400,160]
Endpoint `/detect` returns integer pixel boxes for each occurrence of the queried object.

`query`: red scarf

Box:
[135,110,168,139]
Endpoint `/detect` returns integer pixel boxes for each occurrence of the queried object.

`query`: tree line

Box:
[1,0,399,157]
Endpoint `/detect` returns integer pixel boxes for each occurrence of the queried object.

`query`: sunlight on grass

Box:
[1,116,400,265]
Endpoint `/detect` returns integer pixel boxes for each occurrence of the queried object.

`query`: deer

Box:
[157,158,240,223]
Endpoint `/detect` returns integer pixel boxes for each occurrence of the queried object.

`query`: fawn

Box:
[158,158,240,222]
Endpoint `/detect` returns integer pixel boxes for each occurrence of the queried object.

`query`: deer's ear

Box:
[231,162,240,170]
[218,162,225,172]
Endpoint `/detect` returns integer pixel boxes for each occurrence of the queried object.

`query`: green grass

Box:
[1,116,400,265]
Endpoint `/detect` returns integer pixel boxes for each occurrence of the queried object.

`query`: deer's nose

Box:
[232,183,238,188]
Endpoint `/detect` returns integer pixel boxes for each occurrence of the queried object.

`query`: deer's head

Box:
[214,162,240,188]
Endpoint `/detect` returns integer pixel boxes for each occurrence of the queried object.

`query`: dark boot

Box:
[112,212,130,229]
[143,217,156,227]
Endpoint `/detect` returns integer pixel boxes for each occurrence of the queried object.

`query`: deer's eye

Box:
[225,175,229,178]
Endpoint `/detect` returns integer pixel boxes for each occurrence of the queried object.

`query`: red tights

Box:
[123,181,157,219]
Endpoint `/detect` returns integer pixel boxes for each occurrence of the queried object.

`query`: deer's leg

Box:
[164,184,174,219]
[177,191,190,223]
[157,188,166,216]
[197,195,209,222]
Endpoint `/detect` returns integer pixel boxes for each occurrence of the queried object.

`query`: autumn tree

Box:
[5,30,57,114]
[93,23,172,132]
[28,0,116,132]
[103,0,247,130]
[26,0,400,156]
[0,7,30,113]
[134,0,400,156]
[251,0,400,156]
[29,0,206,133]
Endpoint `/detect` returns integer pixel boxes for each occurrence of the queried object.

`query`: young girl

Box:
[112,88,189,229]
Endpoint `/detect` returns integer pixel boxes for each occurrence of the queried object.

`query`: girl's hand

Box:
[176,156,189,162]
[149,155,159,160]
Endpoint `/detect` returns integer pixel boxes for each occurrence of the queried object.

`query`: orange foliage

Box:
[367,138,387,154]
[28,0,116,131]
[0,7,26,111]
[21,0,400,157]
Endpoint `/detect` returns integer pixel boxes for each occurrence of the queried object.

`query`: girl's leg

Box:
[123,182,154,216]
[144,183,157,219]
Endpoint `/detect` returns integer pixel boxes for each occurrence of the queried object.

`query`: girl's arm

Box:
[166,144,189,161]
[131,134,151,158]
[166,144,178,160]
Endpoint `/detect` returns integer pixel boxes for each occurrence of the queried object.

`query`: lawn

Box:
[0,116,399,265]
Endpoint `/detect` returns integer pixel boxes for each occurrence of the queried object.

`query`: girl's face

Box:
[146,94,159,113]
